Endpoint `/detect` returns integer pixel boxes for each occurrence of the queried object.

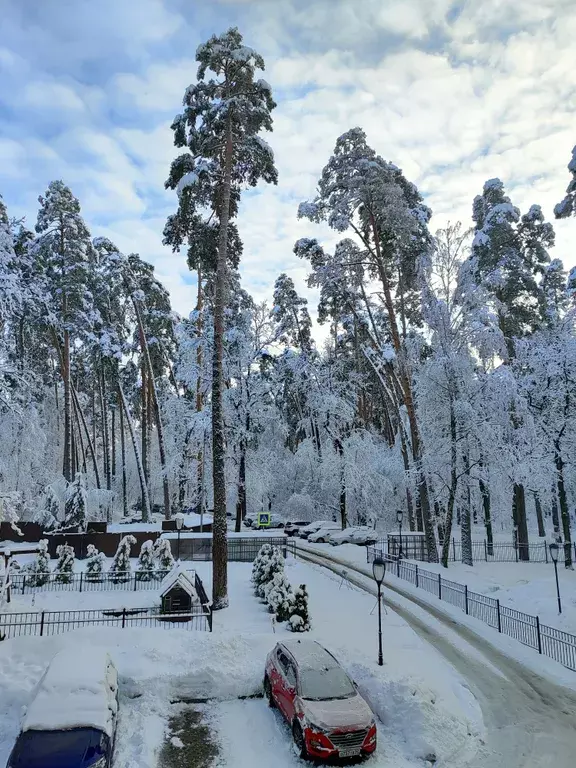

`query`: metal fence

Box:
[367,546,576,672]
[385,537,576,564]
[174,536,294,562]
[7,569,196,595]
[0,604,212,640]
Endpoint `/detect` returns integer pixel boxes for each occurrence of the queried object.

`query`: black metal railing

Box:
[366,546,576,672]
[173,536,294,562]
[0,604,212,639]
[7,569,195,595]
[384,537,576,564]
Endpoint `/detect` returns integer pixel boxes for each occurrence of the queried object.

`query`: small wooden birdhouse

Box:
[159,564,200,614]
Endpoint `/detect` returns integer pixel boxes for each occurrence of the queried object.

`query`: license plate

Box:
[339,747,361,758]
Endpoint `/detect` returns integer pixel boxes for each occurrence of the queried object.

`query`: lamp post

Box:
[549,542,562,614]
[372,556,386,666]
[396,510,404,559]
[175,512,184,562]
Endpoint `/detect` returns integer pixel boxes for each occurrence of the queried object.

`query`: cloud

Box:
[0,0,574,341]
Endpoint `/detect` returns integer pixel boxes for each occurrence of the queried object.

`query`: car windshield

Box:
[299,666,356,700]
[11,728,105,766]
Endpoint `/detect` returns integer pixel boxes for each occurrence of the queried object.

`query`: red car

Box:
[264,639,377,760]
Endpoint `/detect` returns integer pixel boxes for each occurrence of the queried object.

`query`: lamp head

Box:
[396,510,403,524]
[372,556,386,585]
[175,513,184,531]
[549,542,559,563]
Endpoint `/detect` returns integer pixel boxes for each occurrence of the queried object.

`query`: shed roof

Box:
[159,564,198,599]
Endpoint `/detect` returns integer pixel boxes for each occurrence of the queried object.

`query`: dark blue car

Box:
[7,649,118,768]
[7,727,112,768]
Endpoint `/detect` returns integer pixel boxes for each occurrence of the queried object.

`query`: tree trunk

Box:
[552,487,560,535]
[335,438,347,529]
[235,443,246,533]
[118,382,151,521]
[533,492,545,538]
[211,116,233,610]
[72,387,101,488]
[134,299,171,520]
[111,406,116,482]
[513,484,530,562]
[141,362,149,493]
[478,455,493,555]
[119,396,128,517]
[441,400,459,568]
[99,369,111,491]
[555,448,573,568]
[461,505,473,566]
[62,325,73,482]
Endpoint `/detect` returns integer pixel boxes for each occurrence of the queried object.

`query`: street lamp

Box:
[175,512,184,561]
[372,556,386,666]
[549,542,562,614]
[396,510,404,559]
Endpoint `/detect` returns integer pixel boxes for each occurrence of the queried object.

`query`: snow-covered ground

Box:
[320,541,576,634]
[0,558,484,768]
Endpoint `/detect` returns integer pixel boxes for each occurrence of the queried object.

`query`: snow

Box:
[0,559,484,768]
[107,513,212,533]
[176,171,199,196]
[22,647,116,737]
[159,564,200,602]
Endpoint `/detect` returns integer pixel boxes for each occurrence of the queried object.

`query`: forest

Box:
[1,29,576,606]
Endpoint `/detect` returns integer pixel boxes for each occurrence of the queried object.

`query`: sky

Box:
[1,0,575,334]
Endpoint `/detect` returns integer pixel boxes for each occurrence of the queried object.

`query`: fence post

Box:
[438,573,442,599]
[536,616,542,654]
[496,599,501,633]
[415,564,419,589]
[122,608,126,629]
[397,558,400,577]
[452,538,456,561]
[22,575,27,595]
[40,611,45,637]
[464,585,469,614]
[545,545,548,564]
[79,572,83,593]
[134,573,137,592]
[484,540,488,562]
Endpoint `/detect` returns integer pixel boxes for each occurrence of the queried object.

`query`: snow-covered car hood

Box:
[299,693,373,731]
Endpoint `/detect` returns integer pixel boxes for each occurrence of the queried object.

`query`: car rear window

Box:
[10,728,105,766]
[299,666,356,700]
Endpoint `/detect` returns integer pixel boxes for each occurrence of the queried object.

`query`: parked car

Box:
[284,521,311,537]
[328,527,379,546]
[7,648,118,768]
[298,520,333,540]
[264,639,377,760]
[308,523,341,543]
[256,514,285,530]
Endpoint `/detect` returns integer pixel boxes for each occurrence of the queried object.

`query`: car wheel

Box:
[292,721,308,759]
[316,537,325,543]
[263,676,276,708]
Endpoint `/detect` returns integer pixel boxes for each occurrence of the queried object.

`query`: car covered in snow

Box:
[328,527,379,546]
[308,523,341,543]
[298,520,336,540]
[284,520,311,537]
[264,638,377,760]
[7,648,118,768]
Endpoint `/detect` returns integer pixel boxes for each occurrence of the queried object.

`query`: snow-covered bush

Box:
[25,539,51,587]
[85,544,105,582]
[108,534,137,583]
[54,543,75,584]
[253,545,284,600]
[136,539,155,581]
[251,543,273,587]
[288,584,311,632]
[265,571,294,622]
[34,487,60,531]
[153,538,175,577]
[63,473,87,531]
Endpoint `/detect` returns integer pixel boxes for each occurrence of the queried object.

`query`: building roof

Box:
[159,564,199,600]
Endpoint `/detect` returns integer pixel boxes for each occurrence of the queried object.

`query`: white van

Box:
[8,648,118,768]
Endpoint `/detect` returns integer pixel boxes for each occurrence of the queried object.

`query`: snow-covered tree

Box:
[554,145,576,219]
[27,539,51,587]
[63,472,87,531]
[35,486,60,531]
[54,543,75,584]
[136,539,155,581]
[265,571,293,622]
[288,584,311,632]
[85,543,105,582]
[165,27,278,609]
[108,534,136,583]
[153,538,175,576]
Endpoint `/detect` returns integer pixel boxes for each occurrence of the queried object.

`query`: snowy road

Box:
[295,544,576,768]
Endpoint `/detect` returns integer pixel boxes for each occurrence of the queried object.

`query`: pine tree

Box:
[35,181,95,483]
[27,539,50,587]
[554,145,576,219]
[85,543,105,582]
[63,472,87,531]
[288,584,311,632]
[108,534,136,583]
[265,571,294,621]
[165,27,278,609]
[256,546,284,599]
[153,538,175,577]
[136,539,155,581]
[54,543,75,584]
[272,274,313,352]
[34,487,60,531]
